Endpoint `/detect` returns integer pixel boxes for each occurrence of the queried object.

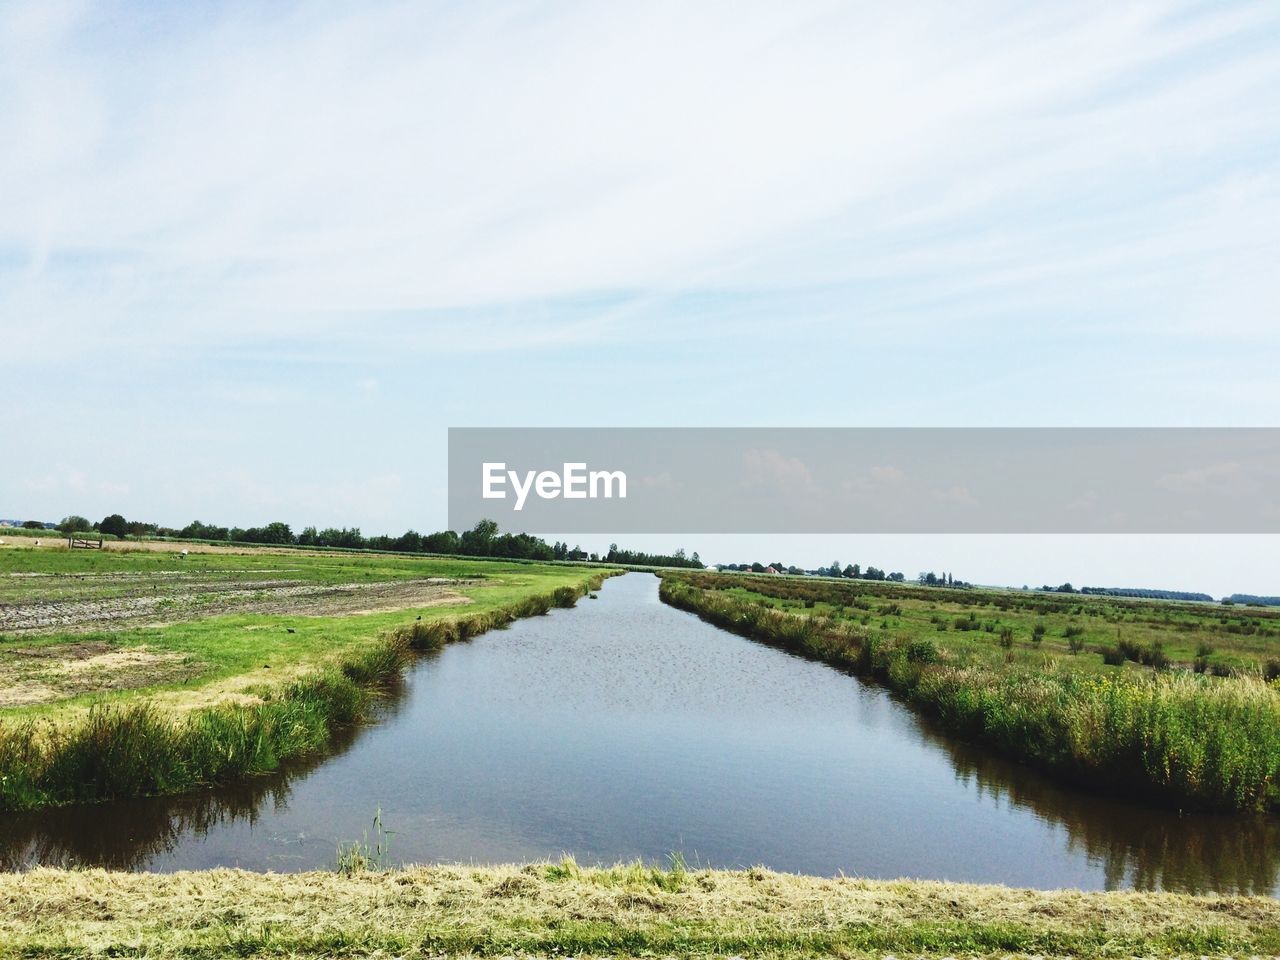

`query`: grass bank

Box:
[0,559,613,811]
[1,861,1276,959]
[660,576,1280,813]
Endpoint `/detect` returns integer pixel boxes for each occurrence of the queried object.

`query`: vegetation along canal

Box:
[2,573,1275,893]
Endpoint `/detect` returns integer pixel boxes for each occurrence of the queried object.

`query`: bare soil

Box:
[0,578,473,633]
[0,644,198,708]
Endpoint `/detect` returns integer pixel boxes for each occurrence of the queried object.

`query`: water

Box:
[3,573,1276,893]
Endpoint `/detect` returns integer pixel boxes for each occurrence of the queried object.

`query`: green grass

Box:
[661,573,1280,813]
[2,862,1277,959]
[0,546,614,809]
[0,548,610,719]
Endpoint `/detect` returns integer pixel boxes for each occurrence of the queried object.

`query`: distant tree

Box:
[99,514,128,538]
[392,530,422,552]
[423,530,461,554]
[241,521,294,545]
[20,520,43,529]
[842,564,856,578]
[460,519,498,554]
[58,515,91,534]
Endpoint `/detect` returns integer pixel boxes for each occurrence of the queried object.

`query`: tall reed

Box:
[660,577,1280,813]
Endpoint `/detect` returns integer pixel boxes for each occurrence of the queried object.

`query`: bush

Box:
[998,626,1014,649]
[1139,642,1169,670]
[1117,637,1143,662]
[905,639,939,664]
[1101,646,1126,666]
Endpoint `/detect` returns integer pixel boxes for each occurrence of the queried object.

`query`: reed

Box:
[660,577,1280,813]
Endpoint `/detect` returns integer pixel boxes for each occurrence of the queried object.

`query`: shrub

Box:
[998,626,1014,649]
[1117,637,1143,663]
[1139,642,1169,670]
[905,639,939,664]
[1101,646,1126,666]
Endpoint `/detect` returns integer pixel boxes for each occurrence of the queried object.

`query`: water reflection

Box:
[1,574,1275,894]
[937,734,1280,895]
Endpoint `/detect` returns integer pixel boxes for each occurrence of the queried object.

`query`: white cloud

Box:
[1,0,1277,356]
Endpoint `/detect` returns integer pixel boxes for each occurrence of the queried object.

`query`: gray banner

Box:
[447,428,1280,534]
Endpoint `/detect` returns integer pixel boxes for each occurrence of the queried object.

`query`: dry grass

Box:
[0,862,1276,958]
[0,645,198,707]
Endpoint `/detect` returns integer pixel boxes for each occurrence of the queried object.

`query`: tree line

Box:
[1079,586,1214,602]
[715,560,909,582]
[50,514,702,567]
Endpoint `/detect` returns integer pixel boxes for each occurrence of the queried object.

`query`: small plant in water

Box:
[335,808,396,875]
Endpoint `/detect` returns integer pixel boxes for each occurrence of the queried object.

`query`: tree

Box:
[58,515,91,534]
[259,522,295,545]
[99,514,128,538]
[460,519,498,554]
[20,520,43,529]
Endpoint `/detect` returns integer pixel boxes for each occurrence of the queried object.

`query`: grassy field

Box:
[1,860,1277,959]
[661,572,1280,813]
[0,542,612,809]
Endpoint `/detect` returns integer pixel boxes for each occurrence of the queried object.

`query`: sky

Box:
[2,0,1278,596]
